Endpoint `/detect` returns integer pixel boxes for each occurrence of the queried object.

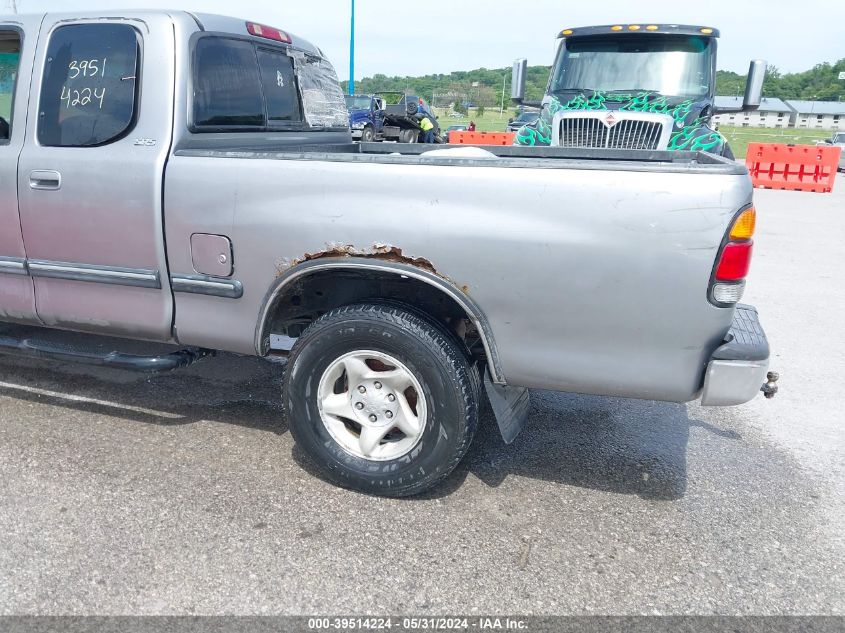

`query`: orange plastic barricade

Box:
[448,131,516,146]
[745,143,841,193]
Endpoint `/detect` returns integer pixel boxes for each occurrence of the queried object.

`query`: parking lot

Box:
[0,185,843,616]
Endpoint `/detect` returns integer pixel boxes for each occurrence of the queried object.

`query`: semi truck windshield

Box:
[550,35,713,99]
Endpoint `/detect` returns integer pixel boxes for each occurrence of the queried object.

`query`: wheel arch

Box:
[254,258,505,383]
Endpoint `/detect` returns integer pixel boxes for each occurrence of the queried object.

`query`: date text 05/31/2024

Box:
[307,617,529,630]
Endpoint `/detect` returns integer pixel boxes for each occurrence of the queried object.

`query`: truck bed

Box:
[175,142,747,176]
[165,142,753,401]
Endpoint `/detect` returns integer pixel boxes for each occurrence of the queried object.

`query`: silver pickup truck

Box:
[0,11,776,497]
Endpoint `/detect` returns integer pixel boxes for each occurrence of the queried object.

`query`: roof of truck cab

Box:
[191,13,322,56]
[11,11,322,58]
[558,24,720,38]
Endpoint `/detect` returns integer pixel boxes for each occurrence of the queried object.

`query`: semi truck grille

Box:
[556,116,667,150]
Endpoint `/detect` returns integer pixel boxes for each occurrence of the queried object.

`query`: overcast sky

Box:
[3,0,843,79]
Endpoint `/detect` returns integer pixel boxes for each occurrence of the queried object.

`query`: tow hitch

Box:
[762,371,779,399]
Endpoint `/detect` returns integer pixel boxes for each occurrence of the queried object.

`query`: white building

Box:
[712,97,792,128]
[786,100,845,131]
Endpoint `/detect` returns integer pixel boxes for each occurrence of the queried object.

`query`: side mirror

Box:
[742,59,766,111]
[511,58,527,104]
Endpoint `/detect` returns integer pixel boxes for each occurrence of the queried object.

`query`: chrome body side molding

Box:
[171,274,244,299]
[27,260,162,289]
[0,256,28,276]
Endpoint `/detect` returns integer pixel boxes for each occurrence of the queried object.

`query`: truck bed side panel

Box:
[164,154,751,402]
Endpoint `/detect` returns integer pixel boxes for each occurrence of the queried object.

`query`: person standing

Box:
[419,115,435,143]
[468,121,476,132]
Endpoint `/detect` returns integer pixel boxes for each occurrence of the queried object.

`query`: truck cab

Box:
[345,94,385,142]
[511,24,766,157]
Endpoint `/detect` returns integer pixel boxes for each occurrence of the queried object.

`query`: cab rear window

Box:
[191,36,344,132]
[193,37,303,131]
[38,23,140,147]
[193,37,265,128]
[257,48,301,124]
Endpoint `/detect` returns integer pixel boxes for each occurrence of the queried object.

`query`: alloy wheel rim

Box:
[317,350,428,461]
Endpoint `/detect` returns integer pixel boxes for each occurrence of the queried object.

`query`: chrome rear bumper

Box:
[701,305,773,406]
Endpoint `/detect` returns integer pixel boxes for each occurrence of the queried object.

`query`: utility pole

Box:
[348,0,355,95]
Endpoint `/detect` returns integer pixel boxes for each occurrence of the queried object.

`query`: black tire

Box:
[405,101,419,116]
[399,128,418,143]
[283,304,480,497]
[361,125,375,143]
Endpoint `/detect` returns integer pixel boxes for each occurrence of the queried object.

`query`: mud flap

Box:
[483,370,530,444]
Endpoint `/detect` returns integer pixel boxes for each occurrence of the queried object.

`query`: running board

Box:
[0,332,214,373]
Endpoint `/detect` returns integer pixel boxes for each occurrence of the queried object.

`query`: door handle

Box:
[29,170,62,190]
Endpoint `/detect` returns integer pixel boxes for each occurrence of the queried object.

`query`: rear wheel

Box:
[283,304,480,497]
[399,128,418,143]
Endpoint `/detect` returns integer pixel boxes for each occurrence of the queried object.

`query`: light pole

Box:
[348,0,355,95]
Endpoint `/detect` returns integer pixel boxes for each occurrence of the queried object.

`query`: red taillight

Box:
[715,241,754,281]
[246,22,292,43]
[710,207,757,305]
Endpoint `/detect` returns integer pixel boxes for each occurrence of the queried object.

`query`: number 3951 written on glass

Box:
[61,86,106,109]
[68,58,107,79]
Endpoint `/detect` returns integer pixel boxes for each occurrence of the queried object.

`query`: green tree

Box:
[347,58,844,105]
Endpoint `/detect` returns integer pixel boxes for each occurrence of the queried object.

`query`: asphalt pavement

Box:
[0,186,843,616]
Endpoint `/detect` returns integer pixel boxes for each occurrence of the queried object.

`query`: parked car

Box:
[507,111,539,132]
[444,125,467,142]
[0,10,776,498]
[818,132,845,171]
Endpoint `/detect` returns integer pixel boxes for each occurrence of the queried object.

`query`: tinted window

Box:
[0,36,20,140]
[194,38,264,128]
[38,24,140,147]
[256,48,300,124]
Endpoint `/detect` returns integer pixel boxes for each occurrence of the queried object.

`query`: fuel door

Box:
[190,234,233,277]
